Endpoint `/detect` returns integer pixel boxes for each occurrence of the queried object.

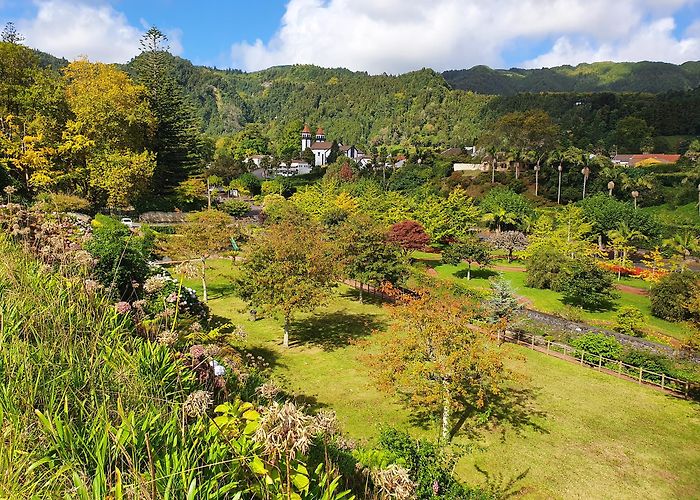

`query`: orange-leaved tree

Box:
[375,288,510,441]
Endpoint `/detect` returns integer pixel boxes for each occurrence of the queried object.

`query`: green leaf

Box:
[292,471,309,491]
[249,456,267,475]
[243,420,260,435]
[242,409,260,421]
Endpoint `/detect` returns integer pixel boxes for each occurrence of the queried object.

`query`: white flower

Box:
[210,359,226,377]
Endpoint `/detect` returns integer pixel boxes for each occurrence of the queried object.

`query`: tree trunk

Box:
[283,316,290,348]
[467,263,471,280]
[201,258,207,302]
[441,380,450,441]
[359,284,363,303]
[598,234,603,251]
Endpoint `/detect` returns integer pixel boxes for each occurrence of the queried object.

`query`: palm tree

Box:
[487,145,499,184]
[663,231,700,268]
[482,207,517,233]
[607,222,647,279]
[547,149,566,204]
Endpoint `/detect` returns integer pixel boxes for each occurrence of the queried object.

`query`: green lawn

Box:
[421,258,691,343]
[179,259,700,499]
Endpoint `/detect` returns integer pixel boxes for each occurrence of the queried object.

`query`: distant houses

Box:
[612,154,681,167]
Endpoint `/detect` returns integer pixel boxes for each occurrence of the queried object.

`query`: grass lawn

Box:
[419,258,691,343]
[642,202,700,230]
[179,259,700,499]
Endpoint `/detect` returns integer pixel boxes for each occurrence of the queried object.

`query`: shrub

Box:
[614,306,646,337]
[221,199,250,217]
[621,348,673,377]
[561,258,618,311]
[650,271,699,322]
[84,214,151,298]
[525,246,571,291]
[571,332,622,363]
[34,192,92,213]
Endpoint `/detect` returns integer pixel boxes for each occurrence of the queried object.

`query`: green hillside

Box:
[443,61,700,95]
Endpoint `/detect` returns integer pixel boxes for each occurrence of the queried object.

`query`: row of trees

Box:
[0,27,205,208]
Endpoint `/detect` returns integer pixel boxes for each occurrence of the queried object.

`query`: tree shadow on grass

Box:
[290,311,386,351]
[204,282,238,300]
[449,386,549,442]
[454,268,499,280]
[339,288,388,307]
[245,345,286,371]
[474,465,530,499]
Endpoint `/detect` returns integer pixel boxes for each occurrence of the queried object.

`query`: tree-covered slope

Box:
[444,61,700,95]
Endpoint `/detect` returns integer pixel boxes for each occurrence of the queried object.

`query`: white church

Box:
[302,125,364,167]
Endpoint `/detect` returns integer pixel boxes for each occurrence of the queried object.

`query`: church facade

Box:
[302,125,364,166]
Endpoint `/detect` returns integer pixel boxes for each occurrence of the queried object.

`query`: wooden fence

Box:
[499,329,692,398]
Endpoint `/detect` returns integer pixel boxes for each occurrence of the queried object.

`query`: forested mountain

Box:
[30,49,700,152]
[443,61,700,95]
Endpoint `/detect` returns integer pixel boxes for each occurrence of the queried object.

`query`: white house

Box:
[275,160,312,177]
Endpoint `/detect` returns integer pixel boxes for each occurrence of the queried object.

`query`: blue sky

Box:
[2,0,700,73]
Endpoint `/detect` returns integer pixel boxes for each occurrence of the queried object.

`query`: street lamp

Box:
[581,166,590,199]
[557,163,563,205]
[631,190,639,210]
[608,181,615,197]
[534,163,541,197]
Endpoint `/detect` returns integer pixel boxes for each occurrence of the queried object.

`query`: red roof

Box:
[302,124,311,134]
[311,141,333,150]
[629,154,680,165]
[316,127,325,136]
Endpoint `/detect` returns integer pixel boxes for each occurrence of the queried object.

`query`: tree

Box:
[1,22,24,44]
[561,258,618,310]
[614,116,653,153]
[387,220,431,255]
[89,150,156,208]
[337,214,407,302]
[326,140,340,165]
[442,236,491,280]
[236,219,338,347]
[650,271,700,322]
[416,187,480,244]
[488,278,522,325]
[134,27,204,192]
[479,188,533,232]
[606,222,647,276]
[161,209,233,302]
[662,231,700,269]
[525,246,571,292]
[490,231,528,262]
[375,289,509,440]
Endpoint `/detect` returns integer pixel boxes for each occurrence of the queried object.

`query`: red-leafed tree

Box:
[388,220,431,255]
[339,161,355,182]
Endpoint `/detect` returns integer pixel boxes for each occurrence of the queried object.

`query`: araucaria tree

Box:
[442,236,491,280]
[236,219,338,347]
[376,289,509,441]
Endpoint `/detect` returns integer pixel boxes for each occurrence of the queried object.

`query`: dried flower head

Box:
[254,401,314,462]
[372,465,416,500]
[183,390,212,418]
[156,329,178,346]
[256,381,280,400]
[115,301,131,314]
[144,275,168,294]
[313,410,340,438]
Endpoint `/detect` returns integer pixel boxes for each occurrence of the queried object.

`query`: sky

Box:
[2,0,700,74]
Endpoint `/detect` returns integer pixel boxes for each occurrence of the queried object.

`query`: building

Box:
[276,160,312,177]
[612,154,681,167]
[302,125,364,167]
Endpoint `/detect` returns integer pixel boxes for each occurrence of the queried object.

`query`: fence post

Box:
[531,335,535,348]
[638,367,643,384]
[617,360,622,374]
[598,354,602,370]
[546,340,551,353]
[661,374,665,390]
[686,382,690,399]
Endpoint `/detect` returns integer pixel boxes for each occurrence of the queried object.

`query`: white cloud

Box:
[231,0,700,73]
[525,17,700,67]
[16,1,183,63]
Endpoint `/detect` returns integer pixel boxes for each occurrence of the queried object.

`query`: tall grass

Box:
[0,235,207,497]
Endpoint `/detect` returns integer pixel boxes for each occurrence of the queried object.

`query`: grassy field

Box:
[179,259,700,499]
[413,253,692,343]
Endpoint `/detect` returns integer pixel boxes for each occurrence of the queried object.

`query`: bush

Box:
[571,332,623,363]
[377,428,487,499]
[561,258,618,311]
[221,199,250,217]
[84,215,151,298]
[621,348,673,377]
[614,306,645,337]
[650,271,699,322]
[34,192,92,213]
[525,246,571,291]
